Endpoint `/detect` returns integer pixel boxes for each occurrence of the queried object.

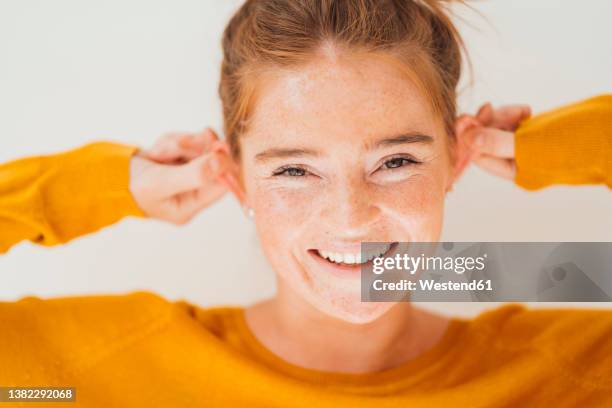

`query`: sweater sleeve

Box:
[0,142,146,254]
[514,94,612,190]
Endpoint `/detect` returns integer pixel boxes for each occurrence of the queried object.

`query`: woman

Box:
[1,0,611,406]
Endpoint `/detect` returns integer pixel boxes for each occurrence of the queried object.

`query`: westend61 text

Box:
[372,279,493,292]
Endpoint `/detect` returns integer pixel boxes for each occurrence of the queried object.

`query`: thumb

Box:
[154,154,218,197]
[466,127,515,159]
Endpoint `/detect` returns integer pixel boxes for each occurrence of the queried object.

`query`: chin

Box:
[310,290,397,324]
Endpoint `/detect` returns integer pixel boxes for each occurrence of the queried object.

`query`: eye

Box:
[380,155,421,171]
[272,165,309,177]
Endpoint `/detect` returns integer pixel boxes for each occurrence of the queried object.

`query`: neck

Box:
[244,279,450,373]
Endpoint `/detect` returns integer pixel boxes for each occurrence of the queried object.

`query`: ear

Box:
[210,140,248,206]
[448,114,480,191]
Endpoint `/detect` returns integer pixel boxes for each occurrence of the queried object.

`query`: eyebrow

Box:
[369,132,434,149]
[254,132,434,163]
[255,147,320,162]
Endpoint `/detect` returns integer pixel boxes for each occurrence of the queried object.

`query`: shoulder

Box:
[173,301,244,341]
[474,303,612,343]
[472,304,612,388]
[0,291,172,380]
[1,290,171,328]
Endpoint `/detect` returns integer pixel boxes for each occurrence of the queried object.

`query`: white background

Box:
[1,0,610,317]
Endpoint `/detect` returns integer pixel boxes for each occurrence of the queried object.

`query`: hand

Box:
[129,128,235,224]
[457,103,531,180]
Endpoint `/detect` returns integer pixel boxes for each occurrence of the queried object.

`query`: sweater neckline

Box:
[230,308,469,391]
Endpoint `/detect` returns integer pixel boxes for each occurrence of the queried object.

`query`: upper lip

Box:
[310,241,396,253]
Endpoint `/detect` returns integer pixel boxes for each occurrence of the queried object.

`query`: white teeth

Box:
[316,244,392,265]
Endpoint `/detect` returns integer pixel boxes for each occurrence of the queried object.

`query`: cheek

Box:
[249,185,317,251]
[376,173,447,238]
[253,185,315,222]
[248,185,323,286]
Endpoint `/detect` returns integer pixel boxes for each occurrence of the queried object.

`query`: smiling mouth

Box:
[309,242,398,267]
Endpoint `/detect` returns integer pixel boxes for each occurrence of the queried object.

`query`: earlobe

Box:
[218,172,247,204]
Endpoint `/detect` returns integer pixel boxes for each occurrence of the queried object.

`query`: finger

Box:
[473,154,516,180]
[468,127,515,159]
[147,129,217,163]
[520,105,532,121]
[156,152,231,197]
[487,104,532,131]
[476,102,494,126]
[165,183,228,224]
[162,150,234,224]
[177,128,219,153]
[146,135,196,163]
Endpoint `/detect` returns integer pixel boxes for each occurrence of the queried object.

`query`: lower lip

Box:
[307,242,399,279]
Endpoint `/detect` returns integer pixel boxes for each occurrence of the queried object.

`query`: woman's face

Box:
[236,53,461,323]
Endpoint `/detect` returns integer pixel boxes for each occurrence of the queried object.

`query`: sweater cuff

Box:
[76,141,147,218]
[514,95,611,190]
[39,141,147,245]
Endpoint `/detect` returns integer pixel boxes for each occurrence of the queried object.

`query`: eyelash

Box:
[382,155,422,170]
[272,166,309,177]
[271,155,422,177]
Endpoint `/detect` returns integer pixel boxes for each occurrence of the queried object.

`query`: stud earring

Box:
[243,205,255,220]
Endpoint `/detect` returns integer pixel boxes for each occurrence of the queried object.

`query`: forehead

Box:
[244,54,440,146]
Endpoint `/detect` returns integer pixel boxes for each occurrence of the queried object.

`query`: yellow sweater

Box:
[0,95,611,407]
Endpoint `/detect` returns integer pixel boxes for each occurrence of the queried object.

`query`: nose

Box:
[319,175,381,237]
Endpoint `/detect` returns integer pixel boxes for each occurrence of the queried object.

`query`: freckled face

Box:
[239,54,455,323]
